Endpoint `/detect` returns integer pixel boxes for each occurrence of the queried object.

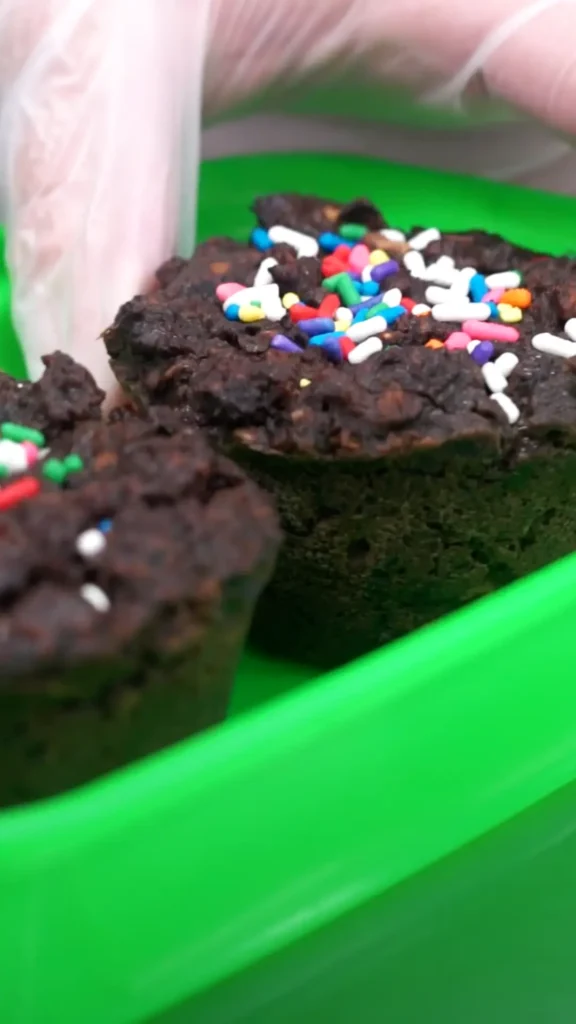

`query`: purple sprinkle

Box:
[271,335,303,354]
[299,317,338,337]
[370,260,400,284]
[349,294,383,314]
[470,341,495,366]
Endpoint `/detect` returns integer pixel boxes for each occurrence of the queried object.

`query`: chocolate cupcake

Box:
[0,354,279,805]
[106,193,576,668]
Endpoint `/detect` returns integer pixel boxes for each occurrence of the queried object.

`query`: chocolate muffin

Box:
[105,193,576,668]
[0,353,279,806]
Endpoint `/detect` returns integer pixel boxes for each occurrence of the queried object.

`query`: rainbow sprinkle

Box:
[213,213,576,427]
[0,420,85,510]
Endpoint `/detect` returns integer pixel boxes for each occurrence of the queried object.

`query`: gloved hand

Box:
[1,0,575,393]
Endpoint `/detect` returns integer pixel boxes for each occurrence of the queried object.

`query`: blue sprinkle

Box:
[487,302,500,319]
[352,310,369,324]
[98,518,113,534]
[319,233,354,252]
[308,331,345,346]
[299,317,338,337]
[349,294,383,314]
[224,304,240,321]
[322,338,344,362]
[250,227,273,252]
[469,273,488,303]
[383,305,406,325]
[359,280,380,296]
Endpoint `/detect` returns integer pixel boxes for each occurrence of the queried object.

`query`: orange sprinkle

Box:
[501,287,532,308]
[425,339,445,350]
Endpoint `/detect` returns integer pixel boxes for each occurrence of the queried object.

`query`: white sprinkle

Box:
[268,225,319,258]
[336,306,353,322]
[223,283,279,312]
[482,362,508,393]
[432,302,491,323]
[409,227,441,251]
[348,337,383,364]
[403,250,426,278]
[253,257,278,288]
[412,303,431,317]
[421,258,458,287]
[494,352,519,378]
[361,265,374,283]
[425,285,453,305]
[80,583,111,614]
[223,282,285,321]
[467,340,480,354]
[491,392,520,425]
[564,318,576,343]
[0,440,27,476]
[450,267,477,297]
[382,288,402,307]
[76,528,107,559]
[382,229,406,242]
[532,333,576,359]
[347,316,387,343]
[485,271,522,289]
[263,302,287,323]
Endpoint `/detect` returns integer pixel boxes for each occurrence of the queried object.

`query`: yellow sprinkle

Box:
[334,318,350,332]
[282,292,300,309]
[299,378,311,388]
[238,305,266,323]
[369,249,389,266]
[497,303,522,324]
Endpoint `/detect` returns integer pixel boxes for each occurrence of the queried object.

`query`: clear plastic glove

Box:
[2,0,576,392]
[0,0,209,393]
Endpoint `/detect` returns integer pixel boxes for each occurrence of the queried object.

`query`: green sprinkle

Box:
[64,453,84,474]
[339,223,367,241]
[42,459,67,485]
[322,272,347,291]
[1,422,45,446]
[250,300,262,307]
[367,302,390,319]
[336,276,362,307]
[0,464,10,480]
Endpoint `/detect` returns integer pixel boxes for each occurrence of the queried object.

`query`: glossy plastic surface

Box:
[2,154,576,1024]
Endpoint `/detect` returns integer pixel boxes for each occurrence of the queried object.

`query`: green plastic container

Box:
[3,154,576,1024]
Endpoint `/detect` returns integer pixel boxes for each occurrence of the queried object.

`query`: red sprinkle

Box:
[400,297,416,312]
[322,256,348,278]
[289,303,319,323]
[317,293,341,318]
[0,475,40,511]
[339,337,356,359]
[333,244,352,264]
